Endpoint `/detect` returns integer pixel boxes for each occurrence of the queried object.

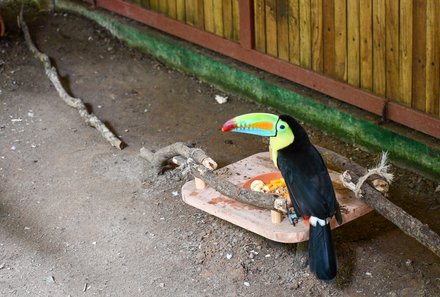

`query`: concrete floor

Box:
[0,5,439,296]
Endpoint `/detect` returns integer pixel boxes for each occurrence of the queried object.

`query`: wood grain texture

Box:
[158,0,168,15]
[203,0,214,32]
[372,0,386,96]
[223,0,233,40]
[425,0,440,115]
[399,0,413,106]
[288,0,300,64]
[254,0,266,52]
[323,0,335,76]
[385,0,399,100]
[299,0,311,68]
[150,0,159,11]
[347,0,360,87]
[213,0,224,36]
[194,0,205,29]
[412,0,427,111]
[176,0,186,21]
[185,0,195,25]
[232,0,240,41]
[167,0,177,18]
[266,0,278,56]
[334,0,346,80]
[277,0,290,61]
[359,0,372,90]
[310,0,323,72]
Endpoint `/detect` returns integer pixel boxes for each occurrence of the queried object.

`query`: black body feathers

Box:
[276,115,341,281]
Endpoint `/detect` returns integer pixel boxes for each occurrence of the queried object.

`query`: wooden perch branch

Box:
[18,10,123,149]
[140,142,218,173]
[139,144,287,212]
[140,142,440,258]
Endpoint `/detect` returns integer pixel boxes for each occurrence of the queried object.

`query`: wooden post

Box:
[270,210,283,224]
[195,177,206,190]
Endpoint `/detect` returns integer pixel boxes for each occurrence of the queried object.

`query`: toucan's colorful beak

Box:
[222,113,279,137]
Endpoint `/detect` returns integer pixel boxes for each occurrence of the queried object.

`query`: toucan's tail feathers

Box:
[308,221,337,281]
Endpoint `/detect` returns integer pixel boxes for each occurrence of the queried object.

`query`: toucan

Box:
[222,113,342,281]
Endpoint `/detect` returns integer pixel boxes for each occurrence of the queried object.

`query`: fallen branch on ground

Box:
[317,146,440,258]
[18,8,123,149]
[140,142,440,258]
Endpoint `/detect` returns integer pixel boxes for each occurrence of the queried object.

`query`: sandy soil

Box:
[1,4,439,296]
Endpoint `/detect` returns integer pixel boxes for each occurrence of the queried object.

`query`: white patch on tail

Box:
[309,216,330,227]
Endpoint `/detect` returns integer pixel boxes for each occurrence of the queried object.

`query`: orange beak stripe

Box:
[250,122,274,131]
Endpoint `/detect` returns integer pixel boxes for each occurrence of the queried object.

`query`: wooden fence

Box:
[89,0,440,137]
[127,0,241,41]
[253,0,440,117]
[127,0,440,119]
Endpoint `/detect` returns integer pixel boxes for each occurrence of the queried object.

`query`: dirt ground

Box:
[1,4,440,296]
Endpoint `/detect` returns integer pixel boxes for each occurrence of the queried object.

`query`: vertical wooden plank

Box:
[359,0,373,90]
[425,0,440,115]
[168,0,177,18]
[176,0,186,21]
[194,0,205,29]
[347,0,360,87]
[232,0,240,41]
[310,0,323,72]
[239,0,254,48]
[288,0,300,64]
[213,0,224,36]
[399,0,413,106]
[322,0,335,76]
[255,0,266,52]
[372,0,386,96]
[299,0,311,68]
[204,0,215,32]
[141,0,151,9]
[266,0,278,56]
[412,0,426,111]
[277,0,290,61]
[185,0,195,25]
[150,0,159,11]
[334,0,346,80]
[385,0,399,100]
[223,0,233,40]
[159,0,168,15]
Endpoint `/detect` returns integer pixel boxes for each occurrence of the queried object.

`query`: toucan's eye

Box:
[279,124,286,130]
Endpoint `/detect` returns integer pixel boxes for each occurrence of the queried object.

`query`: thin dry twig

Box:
[18,7,123,149]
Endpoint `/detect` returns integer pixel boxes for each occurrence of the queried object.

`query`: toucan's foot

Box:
[287,208,299,226]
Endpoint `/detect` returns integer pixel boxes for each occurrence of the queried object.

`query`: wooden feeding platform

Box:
[181,152,373,243]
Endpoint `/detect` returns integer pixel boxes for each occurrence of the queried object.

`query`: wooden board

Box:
[288,0,300,64]
[333,0,346,80]
[254,0,266,52]
[299,0,311,68]
[372,0,386,96]
[347,0,360,87]
[265,0,278,57]
[385,0,399,101]
[181,152,373,243]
